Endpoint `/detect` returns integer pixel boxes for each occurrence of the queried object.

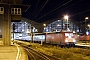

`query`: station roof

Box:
[22,0,90,23]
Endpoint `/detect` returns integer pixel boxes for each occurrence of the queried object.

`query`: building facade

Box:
[11,18,84,41]
[0,0,29,45]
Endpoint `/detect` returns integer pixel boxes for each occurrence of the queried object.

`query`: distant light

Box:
[43,23,46,27]
[86,31,89,35]
[77,35,79,36]
[85,17,89,20]
[58,20,60,21]
[64,15,69,20]
[19,34,22,36]
[56,30,57,32]
[67,28,70,31]
[46,29,48,32]
[73,31,75,33]
[22,29,24,32]
[35,29,38,32]
[57,24,61,26]
[88,24,90,27]
[44,27,46,30]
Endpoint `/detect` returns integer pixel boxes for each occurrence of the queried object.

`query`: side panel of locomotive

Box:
[46,32,76,47]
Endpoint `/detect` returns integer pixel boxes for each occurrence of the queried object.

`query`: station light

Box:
[43,23,46,27]
[64,15,69,30]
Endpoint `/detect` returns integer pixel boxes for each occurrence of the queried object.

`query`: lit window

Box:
[11,8,21,15]
[0,7,4,14]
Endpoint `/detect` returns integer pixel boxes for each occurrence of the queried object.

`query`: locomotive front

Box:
[65,32,76,47]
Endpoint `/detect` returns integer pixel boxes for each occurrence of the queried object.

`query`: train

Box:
[14,30,77,47]
[78,34,90,41]
[45,31,76,47]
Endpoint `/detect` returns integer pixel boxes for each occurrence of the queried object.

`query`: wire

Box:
[33,0,49,20]
[72,10,90,17]
[51,0,67,11]
[51,0,83,16]
[25,5,31,12]
[31,0,40,17]
[34,0,72,21]
[35,0,84,21]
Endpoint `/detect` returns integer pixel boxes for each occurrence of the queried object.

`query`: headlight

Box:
[73,40,76,42]
[65,40,68,42]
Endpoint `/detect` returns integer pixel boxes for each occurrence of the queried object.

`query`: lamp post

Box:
[84,17,88,41]
[87,24,90,35]
[85,17,88,33]
[64,15,69,30]
[31,26,33,43]
[43,23,46,32]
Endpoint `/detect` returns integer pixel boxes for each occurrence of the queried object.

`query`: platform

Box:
[0,43,28,60]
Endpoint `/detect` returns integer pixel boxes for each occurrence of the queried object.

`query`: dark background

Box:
[22,0,90,23]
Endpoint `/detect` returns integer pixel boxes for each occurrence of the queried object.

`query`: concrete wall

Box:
[0,15,4,45]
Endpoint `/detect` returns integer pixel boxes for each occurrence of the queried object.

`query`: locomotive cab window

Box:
[0,7,4,14]
[11,8,21,15]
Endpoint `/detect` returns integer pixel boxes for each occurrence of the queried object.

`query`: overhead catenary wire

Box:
[31,0,40,18]
[49,0,83,16]
[51,0,67,11]
[34,0,72,21]
[33,0,49,20]
[72,10,90,17]
[34,0,84,21]
[26,0,66,19]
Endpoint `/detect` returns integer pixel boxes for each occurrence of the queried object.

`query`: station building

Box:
[11,18,88,41]
[0,0,29,46]
[0,0,89,45]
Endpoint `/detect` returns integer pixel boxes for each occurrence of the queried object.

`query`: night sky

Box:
[22,0,90,23]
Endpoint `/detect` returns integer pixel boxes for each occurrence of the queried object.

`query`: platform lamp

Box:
[43,23,46,32]
[87,24,90,35]
[85,17,89,41]
[64,15,69,31]
[85,17,89,33]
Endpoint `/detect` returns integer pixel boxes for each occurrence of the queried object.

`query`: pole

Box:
[13,29,14,44]
[13,23,15,44]
[85,19,86,31]
[85,17,88,33]
[64,15,69,31]
[67,18,68,30]
[31,26,33,43]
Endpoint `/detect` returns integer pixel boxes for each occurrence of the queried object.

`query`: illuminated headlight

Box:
[65,40,68,42]
[73,40,76,42]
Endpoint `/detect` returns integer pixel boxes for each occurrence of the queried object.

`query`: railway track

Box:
[17,43,60,60]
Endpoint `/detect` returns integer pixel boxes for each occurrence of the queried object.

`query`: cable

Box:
[51,0,83,16]
[34,0,72,21]
[31,0,40,17]
[35,0,83,21]
[51,0,67,11]
[72,10,90,17]
[33,0,49,20]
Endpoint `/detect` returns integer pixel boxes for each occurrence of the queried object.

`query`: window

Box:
[11,8,21,15]
[0,7,4,14]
